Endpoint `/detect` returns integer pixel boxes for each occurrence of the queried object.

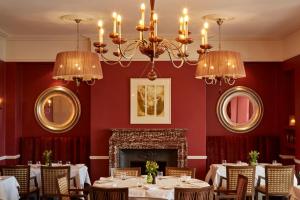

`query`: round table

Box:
[93,176,210,200]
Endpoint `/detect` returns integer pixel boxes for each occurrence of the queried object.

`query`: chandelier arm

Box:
[99,53,122,65]
[165,47,185,69]
[160,42,183,60]
[182,57,198,66]
[118,40,140,60]
[161,40,184,56]
[205,78,217,85]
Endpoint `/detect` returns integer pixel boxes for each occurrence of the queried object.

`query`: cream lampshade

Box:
[53,51,103,82]
[195,50,246,83]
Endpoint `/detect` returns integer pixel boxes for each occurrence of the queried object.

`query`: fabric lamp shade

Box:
[195,50,246,79]
[53,51,103,81]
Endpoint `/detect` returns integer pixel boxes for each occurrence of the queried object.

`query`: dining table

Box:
[0,176,20,200]
[93,176,210,200]
[205,162,298,187]
[30,163,91,188]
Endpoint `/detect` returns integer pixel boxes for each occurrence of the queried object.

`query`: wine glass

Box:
[36,161,41,166]
[66,161,71,165]
[27,160,32,165]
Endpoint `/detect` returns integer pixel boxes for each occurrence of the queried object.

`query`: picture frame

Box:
[130,78,171,124]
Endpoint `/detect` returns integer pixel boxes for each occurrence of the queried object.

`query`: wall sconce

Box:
[0,97,3,109]
[289,115,296,126]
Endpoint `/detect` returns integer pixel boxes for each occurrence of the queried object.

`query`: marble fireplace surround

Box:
[109,128,188,168]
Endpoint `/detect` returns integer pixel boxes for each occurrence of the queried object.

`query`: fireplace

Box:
[119,149,178,174]
[109,128,188,171]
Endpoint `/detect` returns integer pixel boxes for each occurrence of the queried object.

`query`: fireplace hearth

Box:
[109,128,188,170]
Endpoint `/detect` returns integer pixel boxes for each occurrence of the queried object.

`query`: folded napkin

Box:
[75,164,85,168]
[143,184,159,190]
[0,176,11,181]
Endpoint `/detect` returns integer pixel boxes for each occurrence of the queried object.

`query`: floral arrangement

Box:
[43,150,52,166]
[248,150,260,165]
[145,161,159,184]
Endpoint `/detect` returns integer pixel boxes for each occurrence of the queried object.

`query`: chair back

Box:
[56,175,70,200]
[41,166,70,197]
[165,167,196,178]
[226,166,255,197]
[90,187,128,200]
[174,186,214,200]
[265,165,295,195]
[236,174,248,200]
[113,168,141,177]
[1,165,30,195]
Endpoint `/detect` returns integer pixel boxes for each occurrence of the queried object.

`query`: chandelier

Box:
[53,17,103,86]
[195,18,246,85]
[93,0,246,84]
[94,0,209,80]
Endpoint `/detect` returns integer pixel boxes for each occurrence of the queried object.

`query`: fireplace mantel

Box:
[109,128,188,169]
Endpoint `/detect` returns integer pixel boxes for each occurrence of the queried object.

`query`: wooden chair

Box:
[215,174,248,200]
[56,175,89,200]
[90,186,128,200]
[41,165,70,199]
[112,167,141,177]
[174,186,214,200]
[217,166,255,200]
[1,165,39,199]
[165,167,196,178]
[255,165,295,200]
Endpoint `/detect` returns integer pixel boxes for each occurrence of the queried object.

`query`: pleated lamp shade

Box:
[53,51,103,81]
[195,50,246,80]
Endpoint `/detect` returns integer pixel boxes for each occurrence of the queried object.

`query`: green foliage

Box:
[145,160,159,175]
[43,150,52,165]
[248,150,260,163]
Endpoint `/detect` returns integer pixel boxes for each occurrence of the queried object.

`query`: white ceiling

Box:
[0,0,300,40]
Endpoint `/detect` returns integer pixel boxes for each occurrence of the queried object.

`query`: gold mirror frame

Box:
[34,86,81,133]
[217,86,264,133]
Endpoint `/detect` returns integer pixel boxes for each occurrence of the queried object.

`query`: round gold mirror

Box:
[34,86,81,133]
[217,86,263,133]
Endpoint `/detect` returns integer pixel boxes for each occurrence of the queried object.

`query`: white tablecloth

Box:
[205,163,297,187]
[30,164,91,188]
[93,176,210,200]
[290,185,300,200]
[0,176,20,200]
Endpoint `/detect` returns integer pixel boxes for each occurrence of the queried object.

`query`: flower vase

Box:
[146,173,153,184]
[250,160,257,166]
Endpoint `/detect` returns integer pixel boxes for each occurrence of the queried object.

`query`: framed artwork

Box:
[130,78,171,124]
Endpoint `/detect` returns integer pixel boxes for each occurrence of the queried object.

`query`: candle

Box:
[184,15,189,38]
[140,3,145,27]
[112,12,117,34]
[117,15,122,38]
[99,28,104,44]
[201,28,206,45]
[179,17,184,32]
[153,13,158,37]
[98,20,104,43]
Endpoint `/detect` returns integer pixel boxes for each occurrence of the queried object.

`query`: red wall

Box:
[0,60,294,178]
[90,61,207,180]
[206,62,282,136]
[0,62,91,165]
[0,61,5,164]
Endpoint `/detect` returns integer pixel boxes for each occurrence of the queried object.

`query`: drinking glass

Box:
[222,160,227,164]
[120,172,127,180]
[58,160,62,165]
[66,161,71,165]
[27,160,32,165]
[180,173,187,182]
[272,160,277,165]
[110,168,115,178]
[36,161,41,165]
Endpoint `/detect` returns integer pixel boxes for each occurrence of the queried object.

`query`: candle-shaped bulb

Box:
[184,15,189,22]
[117,15,122,23]
[153,13,158,21]
[97,20,103,28]
[204,21,209,29]
[112,12,117,19]
[201,28,206,35]
[182,8,188,15]
[141,3,146,11]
